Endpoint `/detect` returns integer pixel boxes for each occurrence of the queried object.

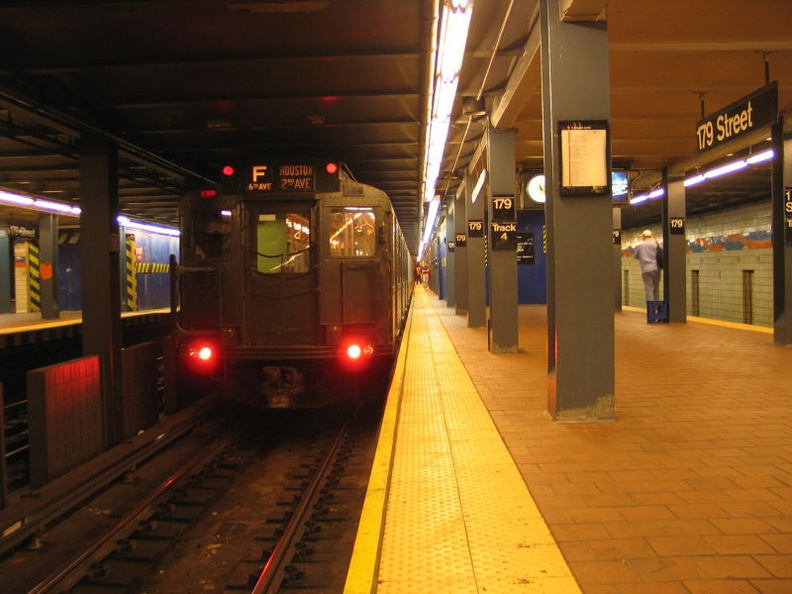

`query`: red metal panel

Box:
[28,356,103,487]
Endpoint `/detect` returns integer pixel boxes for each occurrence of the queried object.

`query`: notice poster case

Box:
[558,120,610,197]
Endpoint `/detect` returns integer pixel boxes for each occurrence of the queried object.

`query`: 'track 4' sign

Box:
[695,82,777,152]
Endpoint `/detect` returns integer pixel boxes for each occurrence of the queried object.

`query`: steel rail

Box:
[0,397,219,558]
[27,430,235,594]
[251,422,349,594]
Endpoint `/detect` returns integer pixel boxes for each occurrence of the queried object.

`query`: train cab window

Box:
[256,213,311,274]
[329,208,376,257]
[188,210,232,260]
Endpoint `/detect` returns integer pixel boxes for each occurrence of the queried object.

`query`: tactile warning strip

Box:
[345,288,580,593]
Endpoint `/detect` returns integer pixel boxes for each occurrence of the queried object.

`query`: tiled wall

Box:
[622,201,773,327]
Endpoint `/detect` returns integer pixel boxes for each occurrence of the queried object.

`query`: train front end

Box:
[173,160,407,408]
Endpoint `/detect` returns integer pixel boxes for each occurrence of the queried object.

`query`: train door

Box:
[320,203,387,342]
[246,202,319,345]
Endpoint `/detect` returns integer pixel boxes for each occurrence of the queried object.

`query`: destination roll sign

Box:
[244,163,317,193]
[696,82,777,152]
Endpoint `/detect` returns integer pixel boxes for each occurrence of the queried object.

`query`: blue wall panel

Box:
[55,230,178,311]
[517,209,547,304]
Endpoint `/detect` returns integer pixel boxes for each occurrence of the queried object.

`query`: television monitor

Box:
[612,170,629,204]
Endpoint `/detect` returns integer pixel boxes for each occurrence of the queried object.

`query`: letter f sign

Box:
[252,165,268,182]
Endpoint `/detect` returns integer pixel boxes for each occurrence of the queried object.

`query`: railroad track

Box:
[250,420,353,593]
[1,398,383,594]
[32,431,244,594]
[139,404,383,594]
[0,397,245,593]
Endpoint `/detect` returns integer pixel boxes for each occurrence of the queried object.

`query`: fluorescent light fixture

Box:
[704,159,748,179]
[471,169,487,203]
[0,190,34,206]
[433,78,458,124]
[419,0,473,258]
[422,196,441,247]
[117,215,180,237]
[746,149,774,164]
[681,148,774,190]
[437,1,472,78]
[629,186,665,205]
[0,189,82,215]
[34,199,77,214]
[0,188,177,236]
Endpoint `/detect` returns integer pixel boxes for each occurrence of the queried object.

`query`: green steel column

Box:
[487,128,518,352]
[772,122,791,344]
[664,168,687,323]
[454,181,468,314]
[80,135,122,447]
[466,168,486,328]
[0,229,10,313]
[540,0,615,420]
[613,208,622,312]
[445,201,456,308]
[38,214,60,320]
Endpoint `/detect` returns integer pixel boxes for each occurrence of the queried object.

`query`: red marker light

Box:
[199,189,218,198]
[188,344,215,361]
[185,341,220,374]
[347,344,362,360]
[325,162,338,175]
[222,165,235,177]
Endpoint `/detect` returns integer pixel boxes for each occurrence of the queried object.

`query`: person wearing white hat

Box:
[633,229,662,304]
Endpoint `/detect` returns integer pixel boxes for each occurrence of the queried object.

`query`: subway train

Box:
[170,160,413,408]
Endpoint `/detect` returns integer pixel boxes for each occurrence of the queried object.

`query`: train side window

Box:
[329,208,376,257]
[190,210,231,260]
[256,213,311,274]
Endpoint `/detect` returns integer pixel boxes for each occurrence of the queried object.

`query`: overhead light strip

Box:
[631,149,775,203]
[0,189,179,236]
[117,215,180,237]
[419,0,473,260]
[0,190,81,215]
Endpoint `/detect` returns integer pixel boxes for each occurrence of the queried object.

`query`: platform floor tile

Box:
[375,289,580,594]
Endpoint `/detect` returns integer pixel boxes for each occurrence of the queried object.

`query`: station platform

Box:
[345,286,792,593]
[0,311,84,334]
[0,309,169,335]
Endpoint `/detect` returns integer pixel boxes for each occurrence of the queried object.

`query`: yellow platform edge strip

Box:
[621,305,773,333]
[343,299,415,594]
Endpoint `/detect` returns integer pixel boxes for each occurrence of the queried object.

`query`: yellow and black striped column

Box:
[28,241,41,312]
[136,262,169,275]
[58,230,80,245]
[125,235,138,311]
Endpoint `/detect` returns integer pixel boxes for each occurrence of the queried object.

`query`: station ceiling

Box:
[0,0,790,253]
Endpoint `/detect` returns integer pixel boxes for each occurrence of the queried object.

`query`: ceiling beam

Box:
[489,6,540,130]
[8,50,422,75]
